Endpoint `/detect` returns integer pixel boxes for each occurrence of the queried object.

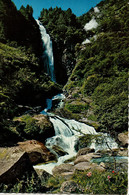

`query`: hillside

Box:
[0,0,61,146]
[63,0,128,135]
[0,0,128,193]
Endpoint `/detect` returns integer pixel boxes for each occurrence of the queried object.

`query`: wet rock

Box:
[0,147,32,184]
[77,147,95,157]
[18,140,57,165]
[52,145,68,156]
[52,164,74,176]
[118,132,128,147]
[74,153,101,165]
[60,180,78,193]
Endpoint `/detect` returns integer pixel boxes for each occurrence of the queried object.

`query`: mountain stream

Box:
[34,21,118,174]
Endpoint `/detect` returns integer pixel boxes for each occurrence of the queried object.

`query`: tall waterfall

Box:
[36,20,56,82]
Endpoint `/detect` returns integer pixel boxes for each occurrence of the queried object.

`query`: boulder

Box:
[52,145,68,156]
[77,147,95,157]
[74,162,92,171]
[118,132,128,146]
[60,180,78,193]
[52,164,74,176]
[0,147,32,184]
[74,153,101,165]
[14,114,55,142]
[18,140,57,165]
[74,162,105,172]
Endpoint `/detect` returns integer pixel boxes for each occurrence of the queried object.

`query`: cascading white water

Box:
[36,20,56,82]
[34,113,97,174]
[34,93,118,174]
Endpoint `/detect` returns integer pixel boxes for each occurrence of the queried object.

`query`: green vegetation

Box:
[13,114,54,142]
[0,0,61,146]
[0,168,127,194]
[0,0,128,193]
[65,101,89,113]
[77,134,102,150]
[64,0,128,135]
[71,169,128,194]
[0,171,46,193]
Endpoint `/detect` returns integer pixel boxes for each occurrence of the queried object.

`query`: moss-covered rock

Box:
[14,114,55,142]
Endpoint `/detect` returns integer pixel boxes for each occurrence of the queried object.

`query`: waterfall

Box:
[36,20,56,82]
[34,94,118,174]
[34,113,97,174]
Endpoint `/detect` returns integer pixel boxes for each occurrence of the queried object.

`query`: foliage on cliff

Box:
[0,0,43,56]
[0,0,61,146]
[64,0,128,134]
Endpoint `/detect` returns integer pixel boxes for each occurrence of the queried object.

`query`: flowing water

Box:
[36,20,56,82]
[34,94,118,174]
[34,22,118,174]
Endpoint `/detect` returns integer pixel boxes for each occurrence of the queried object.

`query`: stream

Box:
[33,94,118,174]
[34,20,119,175]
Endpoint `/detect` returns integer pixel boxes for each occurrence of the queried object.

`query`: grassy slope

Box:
[64,0,128,135]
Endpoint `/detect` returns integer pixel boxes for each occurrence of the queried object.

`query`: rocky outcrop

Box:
[18,140,57,165]
[0,147,32,184]
[118,132,128,147]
